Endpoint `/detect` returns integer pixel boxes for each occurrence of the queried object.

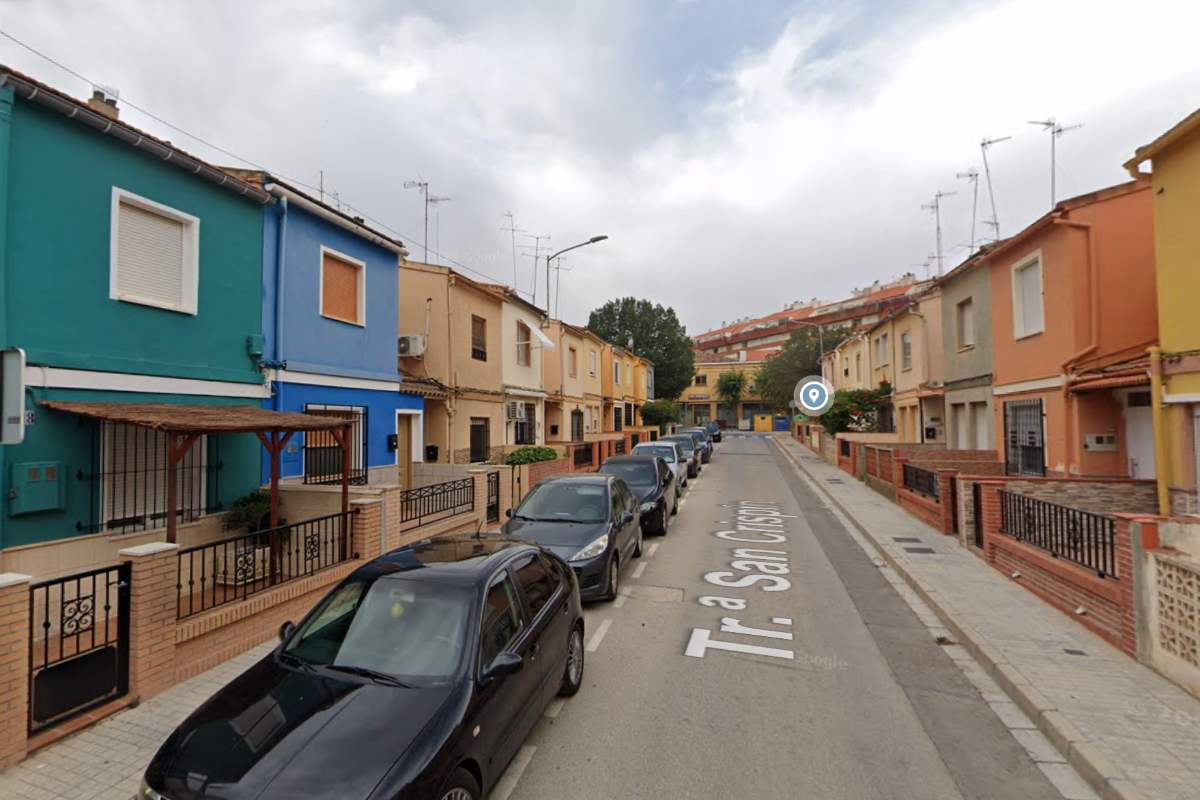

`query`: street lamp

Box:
[546,235,608,316]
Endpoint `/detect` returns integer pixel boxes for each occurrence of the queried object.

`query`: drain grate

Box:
[893,536,921,543]
[904,546,937,554]
[1064,648,1088,657]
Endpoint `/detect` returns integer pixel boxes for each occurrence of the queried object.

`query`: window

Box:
[1012,254,1045,338]
[480,575,524,667]
[569,347,578,377]
[843,357,850,377]
[875,334,889,365]
[516,321,532,366]
[855,353,861,381]
[614,362,621,385]
[956,298,975,348]
[110,188,199,314]
[514,554,557,617]
[589,349,597,376]
[900,332,913,371]
[624,403,633,427]
[469,417,490,463]
[319,247,365,325]
[471,315,487,361]
[695,374,708,386]
[514,403,536,445]
[100,423,209,533]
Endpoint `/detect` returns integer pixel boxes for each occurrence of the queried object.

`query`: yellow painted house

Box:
[1126,108,1200,514]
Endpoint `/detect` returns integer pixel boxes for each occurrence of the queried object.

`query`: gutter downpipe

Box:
[1148,347,1170,515]
[1054,215,1098,476]
[271,193,288,412]
[0,86,12,550]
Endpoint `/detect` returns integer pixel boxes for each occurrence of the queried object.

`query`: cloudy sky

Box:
[3,0,1198,334]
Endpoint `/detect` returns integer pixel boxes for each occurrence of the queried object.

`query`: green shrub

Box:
[639,399,681,427]
[505,446,560,465]
[223,489,272,532]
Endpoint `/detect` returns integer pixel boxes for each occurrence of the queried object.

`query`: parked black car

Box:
[141,537,585,800]
[704,420,722,443]
[501,474,641,602]
[680,427,713,463]
[597,455,678,535]
[659,433,701,477]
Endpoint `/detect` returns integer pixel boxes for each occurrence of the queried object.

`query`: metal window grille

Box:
[839,439,851,457]
[573,443,593,468]
[1004,399,1045,476]
[903,463,939,500]
[998,490,1116,577]
[302,404,368,485]
[81,422,221,535]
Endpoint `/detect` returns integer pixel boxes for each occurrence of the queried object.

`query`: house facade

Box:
[683,359,765,427]
[985,181,1156,478]
[397,262,505,463]
[0,68,270,575]
[938,255,995,449]
[890,288,945,444]
[580,328,606,434]
[231,173,422,488]
[1126,109,1200,513]
[494,288,551,447]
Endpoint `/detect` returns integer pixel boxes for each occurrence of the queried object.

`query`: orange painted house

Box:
[985,180,1157,478]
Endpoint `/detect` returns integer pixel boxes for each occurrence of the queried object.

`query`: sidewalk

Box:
[0,641,274,800]
[776,434,1200,800]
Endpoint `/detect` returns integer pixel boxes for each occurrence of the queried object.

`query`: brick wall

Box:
[996,478,1158,516]
[0,574,31,768]
[528,457,572,486]
[978,483,1137,656]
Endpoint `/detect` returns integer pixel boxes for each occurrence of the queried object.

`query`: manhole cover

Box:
[893,537,921,543]
[904,547,937,554]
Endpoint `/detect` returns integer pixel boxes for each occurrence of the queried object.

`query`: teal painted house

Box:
[0,67,272,570]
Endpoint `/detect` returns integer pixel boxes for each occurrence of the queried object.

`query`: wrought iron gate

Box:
[302,404,368,485]
[29,564,130,734]
[486,471,500,523]
[972,482,984,548]
[1003,399,1045,476]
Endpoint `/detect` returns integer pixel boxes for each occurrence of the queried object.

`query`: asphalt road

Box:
[497,433,1066,800]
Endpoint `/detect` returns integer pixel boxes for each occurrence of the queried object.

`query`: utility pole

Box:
[552,257,572,318]
[921,190,956,277]
[956,168,980,253]
[981,136,1011,240]
[1028,118,1083,207]
[545,236,609,316]
[403,179,451,263]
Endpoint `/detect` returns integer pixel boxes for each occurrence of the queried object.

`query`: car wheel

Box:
[633,525,643,557]
[439,768,480,800]
[603,554,620,601]
[558,624,585,697]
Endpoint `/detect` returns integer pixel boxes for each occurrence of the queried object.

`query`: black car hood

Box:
[502,517,609,549]
[145,654,454,800]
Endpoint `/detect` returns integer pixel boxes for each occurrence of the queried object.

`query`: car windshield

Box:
[599,461,658,487]
[634,445,676,463]
[663,437,694,454]
[515,482,609,523]
[283,576,471,685]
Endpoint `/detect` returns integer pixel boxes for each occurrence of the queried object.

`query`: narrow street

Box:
[501,433,1070,800]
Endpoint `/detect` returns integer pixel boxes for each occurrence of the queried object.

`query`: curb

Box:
[772,435,1140,800]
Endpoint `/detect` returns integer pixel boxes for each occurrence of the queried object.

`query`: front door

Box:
[1124,392,1156,479]
[470,418,490,463]
[394,414,413,489]
[570,410,585,441]
[1004,399,1045,476]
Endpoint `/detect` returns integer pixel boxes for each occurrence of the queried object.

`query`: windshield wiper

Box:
[324,664,414,688]
[278,651,317,673]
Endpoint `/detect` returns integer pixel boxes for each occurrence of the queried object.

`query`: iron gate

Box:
[29,564,130,734]
[972,482,984,548]
[486,471,500,523]
[1003,399,1045,476]
[303,404,368,485]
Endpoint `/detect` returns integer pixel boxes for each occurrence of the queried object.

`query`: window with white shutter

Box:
[110,188,199,314]
[1011,254,1045,339]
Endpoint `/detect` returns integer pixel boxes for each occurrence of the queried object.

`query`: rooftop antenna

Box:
[911,258,932,280]
[921,190,956,276]
[1028,118,1083,207]
[980,136,1012,240]
[521,233,551,304]
[956,168,980,253]
[403,179,451,263]
[552,256,572,318]
[502,212,525,288]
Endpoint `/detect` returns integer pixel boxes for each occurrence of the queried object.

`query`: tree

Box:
[587,298,695,399]
[639,399,681,428]
[756,325,851,412]
[819,384,893,434]
[715,371,749,416]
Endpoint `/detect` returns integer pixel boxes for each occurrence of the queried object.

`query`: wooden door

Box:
[395,414,413,489]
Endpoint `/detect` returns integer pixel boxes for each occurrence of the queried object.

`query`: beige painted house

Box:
[487,286,552,447]
[683,358,765,427]
[877,287,945,443]
[821,331,872,392]
[544,320,593,441]
[580,328,606,433]
[398,261,506,463]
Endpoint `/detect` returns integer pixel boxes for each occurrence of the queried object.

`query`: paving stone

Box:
[1036,763,1100,800]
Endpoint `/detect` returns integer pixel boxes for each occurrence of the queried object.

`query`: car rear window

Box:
[599,461,658,486]
[634,446,675,462]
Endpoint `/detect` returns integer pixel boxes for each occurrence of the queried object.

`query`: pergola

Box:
[41,401,354,543]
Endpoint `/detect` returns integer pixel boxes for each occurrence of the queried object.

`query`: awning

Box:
[530,325,555,349]
[1069,373,1149,393]
[505,387,548,399]
[40,401,351,432]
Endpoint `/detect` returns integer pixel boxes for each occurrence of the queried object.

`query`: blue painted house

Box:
[0,67,272,570]
[227,171,423,487]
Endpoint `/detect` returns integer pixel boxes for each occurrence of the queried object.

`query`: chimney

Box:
[87,86,120,121]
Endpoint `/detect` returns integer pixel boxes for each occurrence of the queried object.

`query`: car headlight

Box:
[639,501,655,513]
[570,534,609,562]
[140,779,168,800]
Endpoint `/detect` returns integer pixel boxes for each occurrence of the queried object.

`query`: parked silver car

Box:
[632,440,688,495]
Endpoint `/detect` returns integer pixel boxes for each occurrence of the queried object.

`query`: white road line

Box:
[544,698,566,719]
[489,745,537,800]
[631,561,647,579]
[647,543,660,558]
[586,618,612,652]
[613,588,629,608]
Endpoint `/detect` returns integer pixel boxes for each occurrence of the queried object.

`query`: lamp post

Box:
[546,235,608,316]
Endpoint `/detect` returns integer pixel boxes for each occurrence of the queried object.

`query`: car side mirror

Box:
[278,620,296,643]
[621,510,634,526]
[662,474,671,487]
[481,651,523,683]
[506,508,513,518]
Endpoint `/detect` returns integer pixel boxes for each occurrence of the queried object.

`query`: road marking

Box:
[647,543,660,558]
[490,745,537,800]
[586,618,612,652]
[544,698,566,719]
[632,562,647,579]
[613,588,629,608]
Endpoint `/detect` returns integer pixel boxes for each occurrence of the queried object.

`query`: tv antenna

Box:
[403,179,451,263]
[502,212,525,287]
[1028,118,1083,207]
[552,256,572,318]
[956,168,980,253]
[521,234,551,304]
[921,190,956,277]
[980,136,1011,240]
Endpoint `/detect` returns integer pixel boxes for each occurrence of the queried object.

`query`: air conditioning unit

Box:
[398,335,426,357]
[506,400,528,421]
